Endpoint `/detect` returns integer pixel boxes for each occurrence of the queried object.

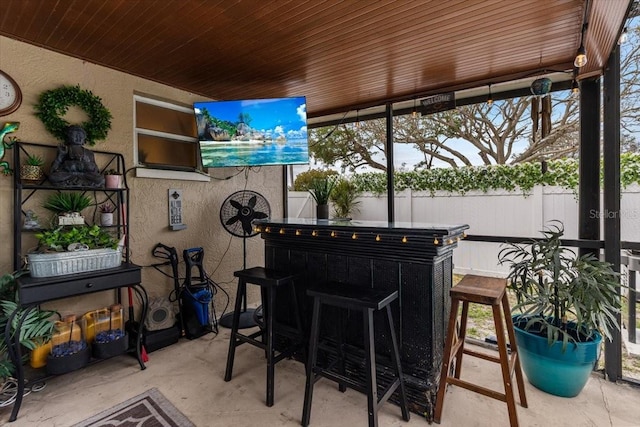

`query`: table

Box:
[255,218,468,420]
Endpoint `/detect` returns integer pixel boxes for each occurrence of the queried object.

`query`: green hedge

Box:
[343,153,640,196]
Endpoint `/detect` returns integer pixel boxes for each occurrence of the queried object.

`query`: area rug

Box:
[72,387,195,427]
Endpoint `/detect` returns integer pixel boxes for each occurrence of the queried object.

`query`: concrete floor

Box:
[2,327,640,427]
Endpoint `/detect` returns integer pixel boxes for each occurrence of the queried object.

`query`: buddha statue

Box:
[49,125,105,187]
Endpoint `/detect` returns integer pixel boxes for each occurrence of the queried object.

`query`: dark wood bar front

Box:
[256,218,469,420]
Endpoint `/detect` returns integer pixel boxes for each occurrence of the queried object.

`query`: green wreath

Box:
[34,85,112,146]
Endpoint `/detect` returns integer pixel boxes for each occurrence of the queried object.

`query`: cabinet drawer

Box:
[19,264,142,305]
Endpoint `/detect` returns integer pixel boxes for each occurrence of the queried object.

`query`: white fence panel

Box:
[287,185,640,276]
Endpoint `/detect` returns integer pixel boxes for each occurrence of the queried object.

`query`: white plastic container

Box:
[27,248,122,278]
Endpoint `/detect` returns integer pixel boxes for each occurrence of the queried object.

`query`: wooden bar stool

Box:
[224,267,304,407]
[302,282,410,427]
[434,275,527,427]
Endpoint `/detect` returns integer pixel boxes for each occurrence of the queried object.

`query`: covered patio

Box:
[5,330,640,426]
[1,0,639,425]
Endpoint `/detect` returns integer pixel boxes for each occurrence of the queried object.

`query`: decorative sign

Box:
[168,189,187,231]
[421,92,456,114]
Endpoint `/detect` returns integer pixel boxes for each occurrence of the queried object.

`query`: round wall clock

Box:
[0,70,23,116]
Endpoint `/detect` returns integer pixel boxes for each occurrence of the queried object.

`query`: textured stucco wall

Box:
[0,36,282,318]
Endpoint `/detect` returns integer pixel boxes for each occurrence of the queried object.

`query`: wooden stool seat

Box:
[434,275,527,427]
[302,282,410,427]
[224,267,304,407]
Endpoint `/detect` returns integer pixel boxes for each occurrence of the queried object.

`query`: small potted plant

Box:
[330,178,361,220]
[308,177,336,220]
[99,202,116,226]
[43,192,92,226]
[498,221,623,397]
[20,154,45,183]
[103,169,122,189]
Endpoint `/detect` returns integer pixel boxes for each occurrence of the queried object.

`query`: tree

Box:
[309,19,639,171]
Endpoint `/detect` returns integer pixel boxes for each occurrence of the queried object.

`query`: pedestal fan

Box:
[218,190,270,329]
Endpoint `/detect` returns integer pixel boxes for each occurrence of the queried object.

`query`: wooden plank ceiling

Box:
[0,0,631,119]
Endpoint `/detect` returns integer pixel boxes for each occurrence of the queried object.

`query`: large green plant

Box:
[498,221,622,350]
[0,271,56,380]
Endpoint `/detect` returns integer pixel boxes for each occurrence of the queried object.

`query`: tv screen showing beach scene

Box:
[194,96,309,168]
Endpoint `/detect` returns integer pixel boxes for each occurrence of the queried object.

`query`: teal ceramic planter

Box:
[513,316,601,397]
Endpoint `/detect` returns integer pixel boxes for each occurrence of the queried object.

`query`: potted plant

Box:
[1,271,56,387]
[29,225,121,278]
[20,154,45,183]
[308,177,336,220]
[99,202,116,226]
[330,178,361,219]
[498,221,622,397]
[103,169,122,189]
[43,192,92,226]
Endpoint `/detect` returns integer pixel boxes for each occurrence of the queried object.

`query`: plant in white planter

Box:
[103,169,122,189]
[29,225,121,277]
[43,192,92,226]
[498,221,622,397]
[99,202,116,226]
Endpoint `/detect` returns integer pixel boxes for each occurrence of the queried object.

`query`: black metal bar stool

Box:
[434,275,527,427]
[302,282,410,427]
[224,266,304,407]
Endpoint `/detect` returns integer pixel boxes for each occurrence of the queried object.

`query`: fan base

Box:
[219,309,258,329]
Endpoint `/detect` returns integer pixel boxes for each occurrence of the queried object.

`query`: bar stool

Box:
[302,282,410,427]
[224,267,304,407]
[434,275,527,427]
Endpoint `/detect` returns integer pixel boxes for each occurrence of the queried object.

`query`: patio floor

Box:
[3,327,640,426]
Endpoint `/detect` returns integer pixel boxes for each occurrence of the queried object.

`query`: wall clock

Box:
[0,70,23,116]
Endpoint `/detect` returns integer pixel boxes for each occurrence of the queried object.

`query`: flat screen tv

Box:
[194,96,309,168]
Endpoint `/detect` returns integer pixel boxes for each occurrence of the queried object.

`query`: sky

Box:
[194,96,307,138]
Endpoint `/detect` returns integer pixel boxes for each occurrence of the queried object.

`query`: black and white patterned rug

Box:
[72,388,195,427]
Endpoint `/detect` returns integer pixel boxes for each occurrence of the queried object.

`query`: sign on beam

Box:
[421,92,456,114]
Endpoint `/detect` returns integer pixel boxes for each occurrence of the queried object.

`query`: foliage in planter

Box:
[347,153,640,196]
[308,176,337,205]
[103,169,121,175]
[498,221,622,350]
[43,192,92,214]
[0,271,56,380]
[24,154,44,167]
[330,178,362,218]
[34,85,112,146]
[99,202,116,213]
[34,225,118,252]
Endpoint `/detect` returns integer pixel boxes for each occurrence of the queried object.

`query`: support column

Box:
[386,102,395,222]
[603,44,622,381]
[578,78,600,258]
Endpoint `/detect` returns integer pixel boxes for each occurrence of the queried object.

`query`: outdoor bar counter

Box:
[255,218,469,420]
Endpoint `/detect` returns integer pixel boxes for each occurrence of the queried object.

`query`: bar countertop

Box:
[256,218,469,236]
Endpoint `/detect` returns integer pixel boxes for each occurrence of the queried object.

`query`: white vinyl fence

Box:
[288,185,640,276]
